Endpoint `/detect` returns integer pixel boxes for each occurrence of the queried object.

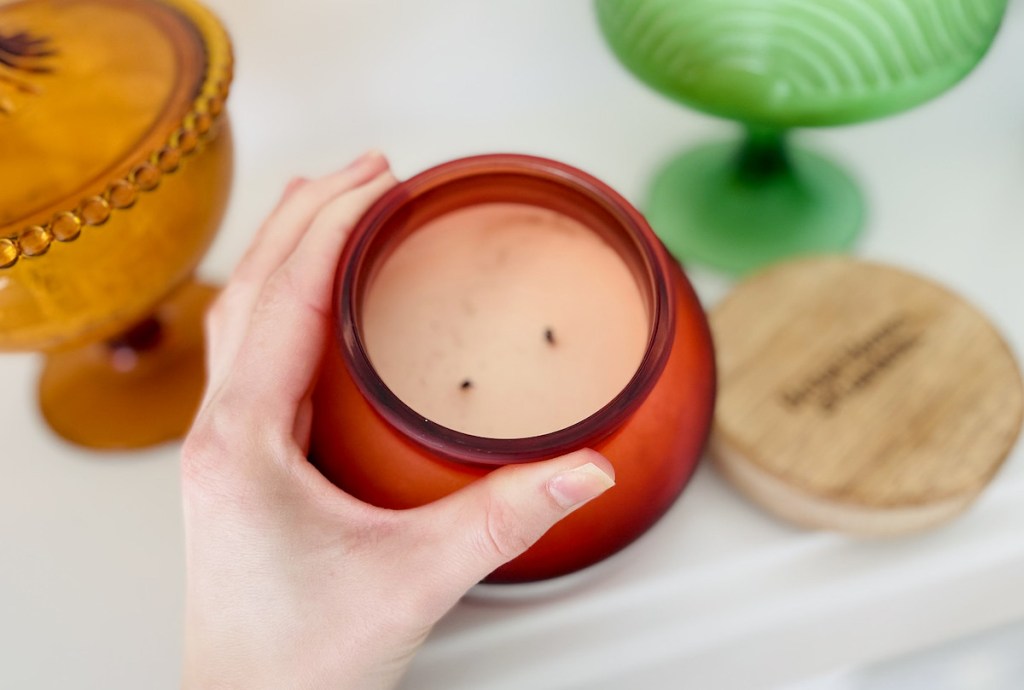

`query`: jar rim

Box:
[335,153,676,465]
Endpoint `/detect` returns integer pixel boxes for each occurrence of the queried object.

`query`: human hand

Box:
[180,151,616,689]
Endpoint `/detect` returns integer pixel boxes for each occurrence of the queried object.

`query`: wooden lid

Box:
[0,0,232,261]
[711,256,1023,535]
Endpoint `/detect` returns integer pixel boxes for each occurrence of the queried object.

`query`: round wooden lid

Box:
[711,256,1024,535]
[0,0,231,239]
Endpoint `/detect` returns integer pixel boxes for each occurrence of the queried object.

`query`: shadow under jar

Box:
[311,154,715,583]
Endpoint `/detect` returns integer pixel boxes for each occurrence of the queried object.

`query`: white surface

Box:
[2,1,1024,688]
[790,617,1024,690]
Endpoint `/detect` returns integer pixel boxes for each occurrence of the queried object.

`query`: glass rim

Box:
[335,153,676,466]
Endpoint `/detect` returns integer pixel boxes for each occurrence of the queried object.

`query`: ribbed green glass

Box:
[596,0,1008,274]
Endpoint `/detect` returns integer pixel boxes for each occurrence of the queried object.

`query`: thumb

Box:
[413,449,615,591]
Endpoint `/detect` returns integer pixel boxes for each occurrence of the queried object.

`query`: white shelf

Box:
[2,2,1023,688]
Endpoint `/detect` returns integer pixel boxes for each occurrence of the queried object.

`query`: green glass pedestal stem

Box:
[645,126,864,276]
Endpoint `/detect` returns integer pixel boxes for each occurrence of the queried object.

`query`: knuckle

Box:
[481,497,533,563]
[347,508,402,551]
[180,401,251,498]
[230,253,267,283]
[218,277,256,308]
[252,267,314,322]
[260,268,302,307]
[181,414,225,478]
[204,282,247,330]
[313,196,356,230]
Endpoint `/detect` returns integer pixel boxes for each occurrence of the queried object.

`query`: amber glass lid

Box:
[0,0,231,242]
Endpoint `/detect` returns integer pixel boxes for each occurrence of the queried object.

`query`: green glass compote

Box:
[595,0,1008,275]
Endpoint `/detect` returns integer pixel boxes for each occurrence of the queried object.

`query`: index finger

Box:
[217,170,397,431]
[204,152,389,392]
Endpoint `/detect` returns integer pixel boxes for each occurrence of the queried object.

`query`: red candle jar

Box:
[311,154,715,583]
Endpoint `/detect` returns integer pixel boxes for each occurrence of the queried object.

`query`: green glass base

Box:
[646,141,865,276]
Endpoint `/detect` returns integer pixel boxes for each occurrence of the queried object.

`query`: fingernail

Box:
[547,463,615,511]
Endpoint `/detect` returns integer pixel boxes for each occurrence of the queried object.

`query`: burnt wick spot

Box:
[460,379,473,390]
[545,328,556,345]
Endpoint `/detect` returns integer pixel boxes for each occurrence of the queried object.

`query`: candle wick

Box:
[460,379,473,390]
[545,328,556,346]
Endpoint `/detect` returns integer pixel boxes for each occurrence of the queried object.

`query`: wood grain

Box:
[711,256,1023,535]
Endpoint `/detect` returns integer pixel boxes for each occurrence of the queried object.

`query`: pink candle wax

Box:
[362,202,648,438]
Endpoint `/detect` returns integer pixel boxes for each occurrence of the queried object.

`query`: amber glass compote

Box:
[0,0,233,449]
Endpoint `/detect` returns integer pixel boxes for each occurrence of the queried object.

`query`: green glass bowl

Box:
[595,0,1008,274]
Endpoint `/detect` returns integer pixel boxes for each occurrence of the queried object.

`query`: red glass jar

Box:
[311,154,715,583]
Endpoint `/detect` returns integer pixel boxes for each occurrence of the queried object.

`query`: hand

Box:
[180,151,616,690]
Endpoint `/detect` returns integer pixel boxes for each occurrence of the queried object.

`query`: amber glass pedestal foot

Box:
[39,281,217,450]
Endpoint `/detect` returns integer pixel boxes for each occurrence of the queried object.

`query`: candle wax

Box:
[362,203,648,438]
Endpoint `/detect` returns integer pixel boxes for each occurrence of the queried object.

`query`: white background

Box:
[1,1,1023,688]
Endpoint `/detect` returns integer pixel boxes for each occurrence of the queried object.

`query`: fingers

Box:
[204,151,389,395]
[220,169,397,427]
[233,152,388,286]
[409,449,616,594]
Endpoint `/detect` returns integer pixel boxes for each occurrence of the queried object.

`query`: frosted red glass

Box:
[310,154,715,583]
